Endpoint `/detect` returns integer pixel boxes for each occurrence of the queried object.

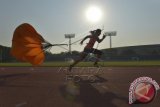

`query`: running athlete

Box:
[69,29,106,71]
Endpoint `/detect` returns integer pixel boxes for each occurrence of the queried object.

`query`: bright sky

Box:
[0,0,160,53]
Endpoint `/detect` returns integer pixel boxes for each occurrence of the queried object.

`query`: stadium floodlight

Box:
[104,31,117,48]
[65,34,75,38]
[64,34,75,54]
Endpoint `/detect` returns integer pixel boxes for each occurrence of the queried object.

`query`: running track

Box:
[0,67,159,107]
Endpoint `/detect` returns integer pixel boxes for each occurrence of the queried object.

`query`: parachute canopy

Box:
[11,23,68,65]
[11,23,46,65]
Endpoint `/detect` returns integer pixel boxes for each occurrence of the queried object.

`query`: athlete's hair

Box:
[90,29,101,35]
[96,29,101,33]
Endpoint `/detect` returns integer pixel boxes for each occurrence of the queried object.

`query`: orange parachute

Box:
[11,23,67,65]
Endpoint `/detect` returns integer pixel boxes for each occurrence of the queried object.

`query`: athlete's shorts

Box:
[83,48,102,55]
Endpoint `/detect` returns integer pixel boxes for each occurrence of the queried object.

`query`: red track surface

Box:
[0,67,159,107]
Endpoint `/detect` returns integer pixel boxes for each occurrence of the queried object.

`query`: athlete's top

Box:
[85,35,98,49]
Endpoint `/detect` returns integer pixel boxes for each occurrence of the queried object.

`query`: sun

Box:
[86,6,102,23]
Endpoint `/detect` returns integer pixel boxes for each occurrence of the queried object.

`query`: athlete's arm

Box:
[97,35,106,43]
[80,35,91,45]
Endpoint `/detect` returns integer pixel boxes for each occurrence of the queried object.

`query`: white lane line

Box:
[101,85,109,90]
[15,102,27,107]
[107,68,112,71]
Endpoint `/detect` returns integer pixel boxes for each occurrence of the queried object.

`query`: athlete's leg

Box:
[94,54,101,65]
[93,49,103,66]
[72,52,87,66]
[69,52,87,71]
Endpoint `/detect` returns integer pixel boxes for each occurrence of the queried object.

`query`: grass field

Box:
[0,61,160,67]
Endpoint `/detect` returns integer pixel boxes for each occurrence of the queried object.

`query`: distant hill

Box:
[0,44,160,62]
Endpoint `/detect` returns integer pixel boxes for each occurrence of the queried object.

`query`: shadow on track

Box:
[60,76,128,107]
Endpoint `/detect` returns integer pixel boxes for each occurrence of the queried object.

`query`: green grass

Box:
[0,61,160,67]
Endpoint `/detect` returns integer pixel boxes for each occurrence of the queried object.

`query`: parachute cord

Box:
[60,27,94,44]
[57,45,69,51]
[70,38,83,45]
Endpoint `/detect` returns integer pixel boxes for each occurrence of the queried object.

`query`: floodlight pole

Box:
[69,38,71,53]
[65,34,75,54]
[104,31,117,49]
[109,36,112,48]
